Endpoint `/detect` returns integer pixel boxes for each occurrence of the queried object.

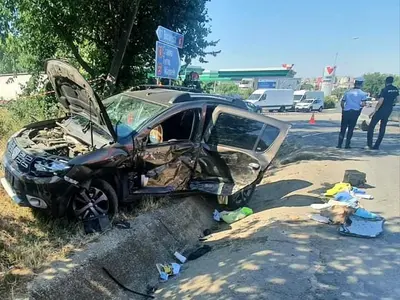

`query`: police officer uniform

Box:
[337,78,368,149]
[367,76,399,150]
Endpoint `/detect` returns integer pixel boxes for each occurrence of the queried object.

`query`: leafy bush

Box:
[0,95,60,144]
[324,96,337,109]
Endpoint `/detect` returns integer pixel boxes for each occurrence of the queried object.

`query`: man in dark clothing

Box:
[367,76,400,150]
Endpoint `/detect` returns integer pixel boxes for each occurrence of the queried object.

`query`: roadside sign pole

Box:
[155,26,184,82]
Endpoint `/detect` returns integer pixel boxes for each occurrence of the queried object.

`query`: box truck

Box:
[293,90,324,104]
[246,89,294,112]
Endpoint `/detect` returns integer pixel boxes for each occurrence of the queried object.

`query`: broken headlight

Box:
[32,158,71,177]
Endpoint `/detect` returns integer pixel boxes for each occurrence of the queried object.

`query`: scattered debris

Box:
[103,267,155,298]
[187,245,212,261]
[343,170,367,187]
[214,207,253,224]
[213,209,221,221]
[199,228,213,241]
[174,251,187,264]
[113,219,131,229]
[324,182,351,197]
[146,285,158,295]
[310,203,331,210]
[310,214,330,224]
[83,215,111,234]
[156,263,181,281]
[311,178,384,238]
[203,228,212,236]
[354,208,379,219]
[339,216,385,238]
[320,205,355,225]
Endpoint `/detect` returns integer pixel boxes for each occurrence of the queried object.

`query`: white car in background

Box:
[295,98,324,112]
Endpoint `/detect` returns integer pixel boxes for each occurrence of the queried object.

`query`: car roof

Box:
[124,85,247,109]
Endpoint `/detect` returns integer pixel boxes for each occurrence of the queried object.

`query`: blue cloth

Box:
[352,187,366,194]
[334,191,358,208]
[354,208,379,219]
[342,89,368,111]
[335,191,353,202]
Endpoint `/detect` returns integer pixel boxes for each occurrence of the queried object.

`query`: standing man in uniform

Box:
[337,78,368,149]
[367,76,400,150]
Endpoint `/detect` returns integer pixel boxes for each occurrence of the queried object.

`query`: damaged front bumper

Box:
[1,155,76,217]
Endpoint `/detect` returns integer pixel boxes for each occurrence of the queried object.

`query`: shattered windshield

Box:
[103,93,165,132]
[247,93,262,100]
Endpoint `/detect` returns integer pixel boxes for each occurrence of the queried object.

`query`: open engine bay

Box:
[16,123,91,158]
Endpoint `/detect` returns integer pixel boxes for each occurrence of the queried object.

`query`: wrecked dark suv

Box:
[1,60,290,220]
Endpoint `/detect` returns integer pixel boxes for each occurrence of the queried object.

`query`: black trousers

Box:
[338,109,361,147]
[367,110,391,149]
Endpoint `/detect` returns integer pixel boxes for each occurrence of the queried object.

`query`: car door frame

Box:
[197,104,290,194]
[132,101,205,192]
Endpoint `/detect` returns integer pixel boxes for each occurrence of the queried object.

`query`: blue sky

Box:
[195,0,400,77]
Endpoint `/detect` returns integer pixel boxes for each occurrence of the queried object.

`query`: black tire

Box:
[71,179,118,220]
[279,106,286,112]
[308,108,312,112]
[318,107,323,112]
[227,184,256,210]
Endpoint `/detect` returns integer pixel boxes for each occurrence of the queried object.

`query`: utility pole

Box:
[103,0,142,96]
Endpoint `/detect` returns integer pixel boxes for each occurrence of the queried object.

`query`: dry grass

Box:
[0,108,91,297]
[0,182,92,297]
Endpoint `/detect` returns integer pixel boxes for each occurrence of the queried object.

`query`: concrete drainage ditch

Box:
[28,197,214,300]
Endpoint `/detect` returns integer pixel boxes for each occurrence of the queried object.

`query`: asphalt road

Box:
[156,110,400,300]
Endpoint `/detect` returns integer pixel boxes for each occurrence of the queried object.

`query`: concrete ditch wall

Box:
[28,197,215,299]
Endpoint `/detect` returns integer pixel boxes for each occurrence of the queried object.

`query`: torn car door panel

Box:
[190,105,290,195]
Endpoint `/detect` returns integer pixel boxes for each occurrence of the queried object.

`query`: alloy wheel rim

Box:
[73,187,109,219]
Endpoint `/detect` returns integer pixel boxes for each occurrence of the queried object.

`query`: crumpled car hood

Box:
[45,59,117,141]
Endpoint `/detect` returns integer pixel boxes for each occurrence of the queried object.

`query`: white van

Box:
[293,90,324,104]
[295,98,324,112]
[247,89,294,112]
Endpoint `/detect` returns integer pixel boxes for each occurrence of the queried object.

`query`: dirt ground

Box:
[155,141,400,299]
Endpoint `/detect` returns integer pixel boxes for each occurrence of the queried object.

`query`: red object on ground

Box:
[309,113,316,125]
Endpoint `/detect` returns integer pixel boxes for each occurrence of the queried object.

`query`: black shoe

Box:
[336,145,342,149]
[372,146,379,150]
[344,145,351,149]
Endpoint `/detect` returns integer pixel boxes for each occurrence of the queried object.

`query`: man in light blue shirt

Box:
[337,78,368,149]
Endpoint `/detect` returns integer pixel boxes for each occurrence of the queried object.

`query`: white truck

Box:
[246,89,294,112]
[293,90,325,105]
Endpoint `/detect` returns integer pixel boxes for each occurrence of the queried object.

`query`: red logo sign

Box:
[326,66,335,75]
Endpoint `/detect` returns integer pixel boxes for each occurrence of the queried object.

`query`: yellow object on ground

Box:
[324,182,351,197]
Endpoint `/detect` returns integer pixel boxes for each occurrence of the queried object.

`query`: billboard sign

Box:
[257,79,276,89]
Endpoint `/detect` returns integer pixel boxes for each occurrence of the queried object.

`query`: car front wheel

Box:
[318,107,323,112]
[227,184,256,209]
[71,179,118,220]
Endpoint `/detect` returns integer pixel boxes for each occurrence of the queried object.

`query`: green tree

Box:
[300,83,314,90]
[324,96,337,109]
[363,73,400,97]
[331,87,347,100]
[0,0,219,92]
